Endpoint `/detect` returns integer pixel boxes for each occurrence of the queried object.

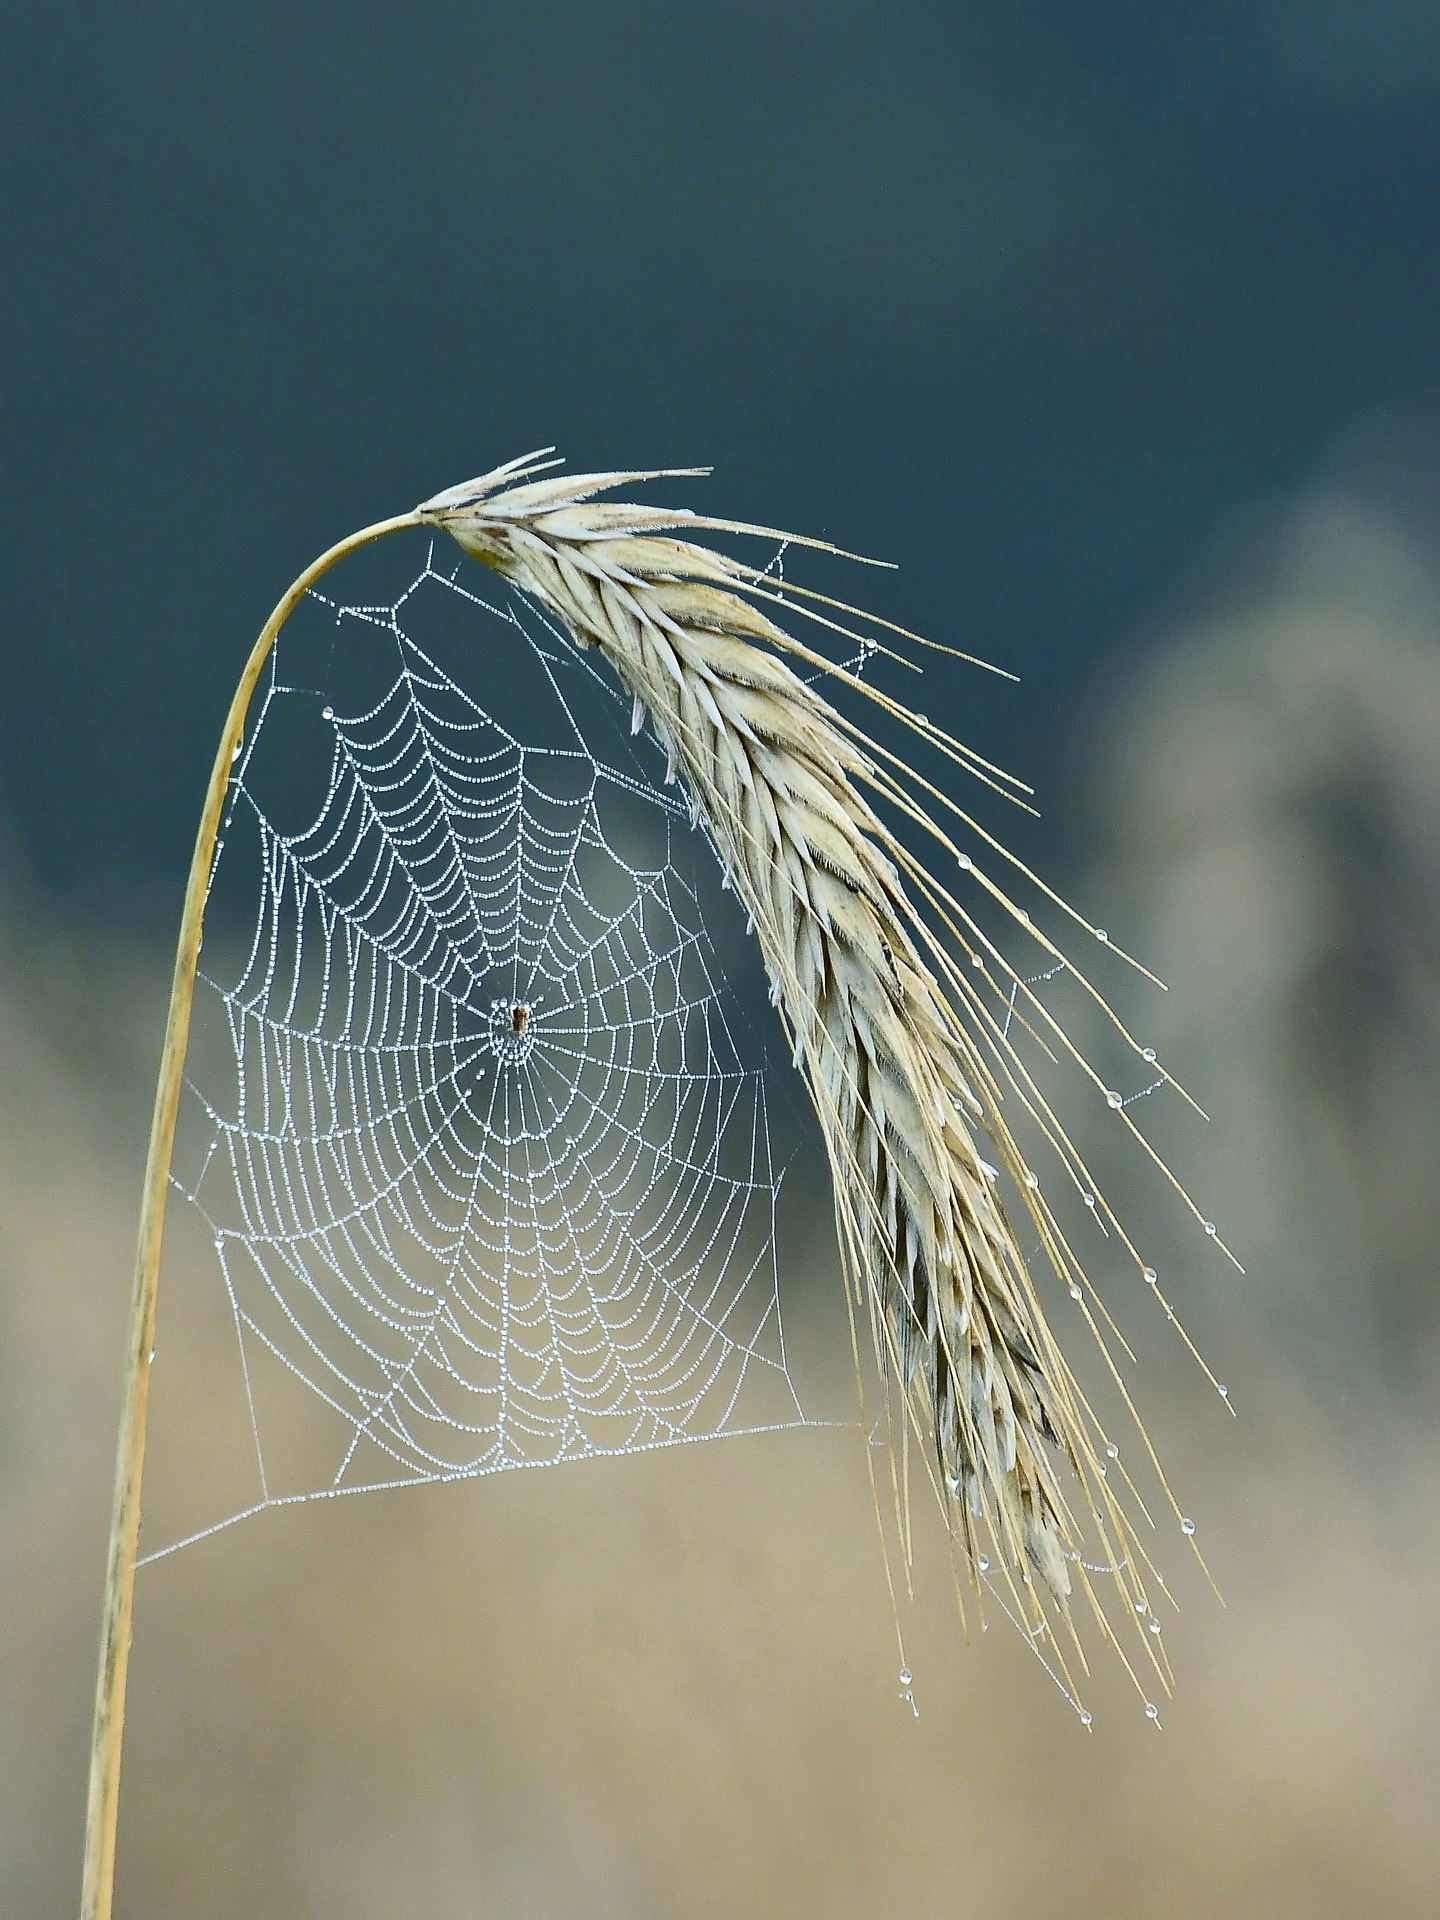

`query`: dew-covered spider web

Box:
[148,544,825,1562]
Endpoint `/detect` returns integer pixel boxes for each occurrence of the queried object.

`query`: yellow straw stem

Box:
[79,511,420,1920]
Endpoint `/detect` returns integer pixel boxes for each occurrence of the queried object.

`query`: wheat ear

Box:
[421,454,1180,1671]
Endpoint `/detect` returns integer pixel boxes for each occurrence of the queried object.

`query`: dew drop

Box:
[1142,1047,1157,1063]
[1024,1172,1039,1190]
[148,1348,156,1366]
[1134,1599,1146,1612]
[1083,1192,1096,1209]
[1095,928,1109,943]
[1079,1710,1093,1727]
[971,953,985,969]
[1143,1267,1158,1285]
[1105,1443,1118,1459]
[898,1667,912,1688]
[1106,1091,1122,1109]
[230,739,243,760]
[957,852,973,871]
[1181,1517,1196,1536]
[1145,1703,1159,1721]
[1069,1285,1082,1301]
[977,1554,990,1573]
[1149,1620,1162,1635]
[322,705,334,721]
[1017,909,1030,923]
[1218,1384,1230,1399]
[1204,1220,1217,1236]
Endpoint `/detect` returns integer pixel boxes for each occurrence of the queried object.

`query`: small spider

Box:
[486,996,537,1065]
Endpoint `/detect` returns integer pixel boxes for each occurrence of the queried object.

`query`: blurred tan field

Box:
[5,469,1440,1917]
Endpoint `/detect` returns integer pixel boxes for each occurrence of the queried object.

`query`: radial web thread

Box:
[150,550,811,1561]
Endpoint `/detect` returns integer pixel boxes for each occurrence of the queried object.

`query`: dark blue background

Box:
[4,2,1437,906]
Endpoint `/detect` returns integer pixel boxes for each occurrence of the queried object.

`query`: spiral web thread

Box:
[146,551,816,1563]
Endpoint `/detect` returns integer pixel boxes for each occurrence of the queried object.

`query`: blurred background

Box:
[4,4,1440,1914]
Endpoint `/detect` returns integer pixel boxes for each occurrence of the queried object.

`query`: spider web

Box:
[150,546,814,1560]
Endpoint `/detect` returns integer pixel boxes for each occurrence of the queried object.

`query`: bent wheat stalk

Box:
[85,452,1200,1918]
[80,513,422,1920]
